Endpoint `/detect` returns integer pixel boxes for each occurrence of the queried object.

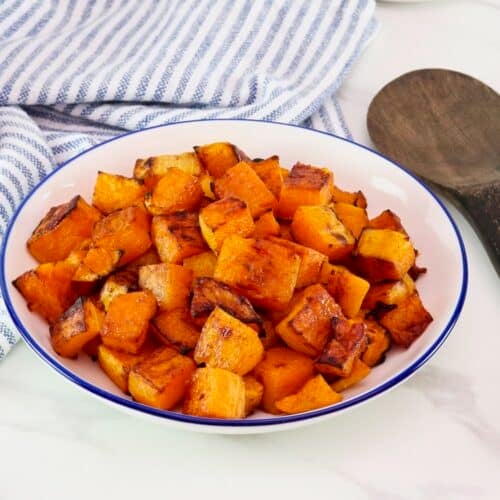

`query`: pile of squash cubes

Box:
[14,142,432,418]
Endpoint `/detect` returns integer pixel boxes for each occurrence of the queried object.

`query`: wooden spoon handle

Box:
[454,180,500,276]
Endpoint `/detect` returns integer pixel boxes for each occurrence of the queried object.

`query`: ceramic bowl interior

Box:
[1,119,467,433]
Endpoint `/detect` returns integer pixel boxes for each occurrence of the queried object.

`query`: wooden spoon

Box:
[367,69,500,275]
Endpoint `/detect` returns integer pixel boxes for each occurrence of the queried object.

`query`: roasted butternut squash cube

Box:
[92,171,146,214]
[362,274,415,311]
[72,247,123,282]
[254,347,315,414]
[184,367,246,419]
[91,206,152,266]
[276,284,341,357]
[379,292,433,347]
[199,197,254,252]
[27,195,101,263]
[129,347,196,410]
[144,167,203,215]
[97,339,158,393]
[152,308,200,351]
[330,358,371,392]
[182,251,217,278]
[368,209,407,234]
[99,270,138,311]
[190,277,261,329]
[138,263,193,311]
[249,156,283,198]
[214,162,277,218]
[361,319,391,367]
[194,142,247,178]
[243,375,264,416]
[315,318,367,377]
[330,185,367,208]
[291,205,355,261]
[140,152,202,187]
[324,265,370,318]
[355,228,416,282]
[194,307,264,375]
[13,257,82,324]
[252,210,281,239]
[101,291,157,354]
[278,163,333,219]
[214,235,300,311]
[332,202,368,239]
[152,212,206,264]
[275,374,342,414]
[268,237,327,288]
[50,297,104,358]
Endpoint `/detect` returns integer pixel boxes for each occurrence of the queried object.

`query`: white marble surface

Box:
[1,2,500,499]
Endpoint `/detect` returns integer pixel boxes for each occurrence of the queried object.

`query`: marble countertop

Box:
[1,2,499,499]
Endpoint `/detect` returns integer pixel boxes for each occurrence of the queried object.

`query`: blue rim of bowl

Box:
[0,118,468,428]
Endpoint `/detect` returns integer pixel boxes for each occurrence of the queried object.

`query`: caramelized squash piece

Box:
[315,318,367,377]
[214,235,300,311]
[243,375,264,416]
[214,162,277,218]
[101,290,157,354]
[276,284,341,357]
[152,212,206,264]
[199,197,254,252]
[331,358,371,392]
[355,228,416,282]
[138,263,193,311]
[190,277,261,328]
[27,195,101,263]
[194,142,246,178]
[252,210,281,239]
[182,251,217,278]
[50,297,104,358]
[91,206,152,266]
[291,205,355,261]
[194,307,264,376]
[361,319,391,367]
[184,367,246,419]
[362,274,415,311]
[73,247,122,282]
[249,156,283,198]
[99,270,138,311]
[254,347,314,414]
[129,347,196,410]
[145,167,203,215]
[332,202,368,239]
[152,308,200,351]
[275,374,342,414]
[278,163,333,219]
[330,185,367,208]
[378,292,433,347]
[92,171,146,214]
[368,209,407,234]
[324,265,370,319]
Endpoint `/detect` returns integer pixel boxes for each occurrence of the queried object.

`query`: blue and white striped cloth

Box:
[0,0,377,360]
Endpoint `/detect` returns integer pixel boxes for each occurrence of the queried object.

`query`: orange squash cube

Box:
[214,162,277,218]
[182,251,217,278]
[368,209,407,234]
[355,228,416,282]
[101,290,157,354]
[254,347,315,414]
[361,319,391,367]
[331,185,367,208]
[277,163,333,219]
[330,358,371,392]
[129,347,196,410]
[243,375,264,416]
[27,195,102,263]
[152,212,206,264]
[138,263,193,311]
[252,210,281,239]
[92,171,146,214]
[152,308,200,351]
[139,152,202,188]
[249,156,283,198]
[275,374,342,414]
[99,270,138,311]
[194,307,264,375]
[194,142,247,178]
[184,367,246,418]
[276,284,341,357]
[213,235,300,311]
[199,197,254,252]
[72,247,123,282]
[362,274,415,311]
[332,202,368,239]
[145,167,203,215]
[291,205,355,261]
[50,297,104,358]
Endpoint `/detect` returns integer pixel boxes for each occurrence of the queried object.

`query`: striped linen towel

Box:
[0,0,378,360]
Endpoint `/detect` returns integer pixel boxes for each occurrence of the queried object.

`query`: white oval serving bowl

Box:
[1,119,467,434]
